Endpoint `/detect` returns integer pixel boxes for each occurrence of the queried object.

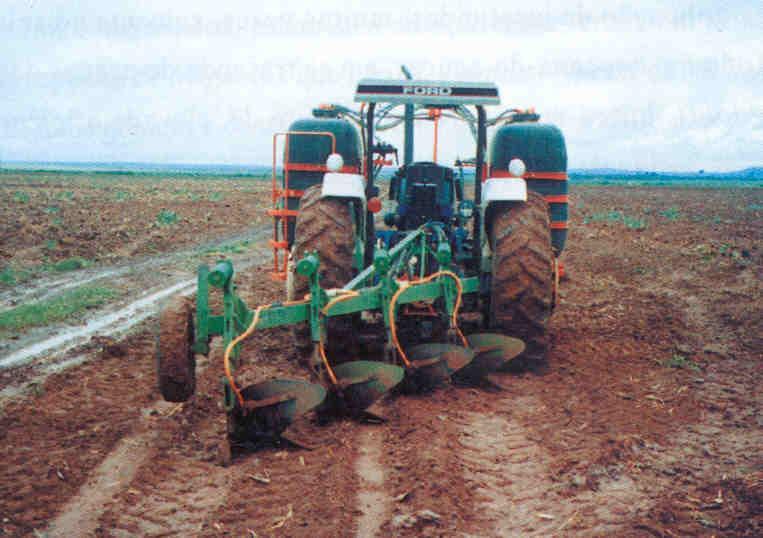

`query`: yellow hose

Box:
[224,271,467,405]
[223,298,309,408]
[318,290,360,386]
[389,271,468,368]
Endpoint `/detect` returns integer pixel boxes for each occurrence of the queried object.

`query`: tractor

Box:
[155,69,568,456]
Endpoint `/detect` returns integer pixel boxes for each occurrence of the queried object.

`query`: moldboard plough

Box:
[156,67,569,460]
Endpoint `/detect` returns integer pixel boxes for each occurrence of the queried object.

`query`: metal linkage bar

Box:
[197,224,480,356]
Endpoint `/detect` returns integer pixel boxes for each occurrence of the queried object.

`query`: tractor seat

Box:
[405,162,454,191]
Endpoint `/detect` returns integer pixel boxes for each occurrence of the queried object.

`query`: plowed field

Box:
[1,180,760,537]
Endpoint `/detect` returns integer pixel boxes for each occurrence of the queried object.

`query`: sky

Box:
[1,1,761,171]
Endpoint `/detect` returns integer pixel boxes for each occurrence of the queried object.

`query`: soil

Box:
[0,172,271,270]
[0,184,761,537]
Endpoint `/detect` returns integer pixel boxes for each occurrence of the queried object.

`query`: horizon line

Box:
[1,159,760,175]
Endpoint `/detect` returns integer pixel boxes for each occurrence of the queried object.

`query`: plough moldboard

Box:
[159,226,524,459]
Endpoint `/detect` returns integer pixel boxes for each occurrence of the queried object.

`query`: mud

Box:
[0,185,760,537]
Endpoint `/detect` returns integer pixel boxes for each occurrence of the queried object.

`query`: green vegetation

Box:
[659,207,681,221]
[114,190,132,201]
[663,354,701,372]
[49,257,90,272]
[584,210,623,224]
[694,242,750,262]
[208,191,225,202]
[622,215,647,230]
[0,167,270,181]
[44,205,60,214]
[0,257,92,289]
[156,209,180,226]
[0,266,32,286]
[583,210,647,230]
[57,190,75,201]
[202,239,254,256]
[571,175,763,189]
[13,191,30,203]
[0,286,118,333]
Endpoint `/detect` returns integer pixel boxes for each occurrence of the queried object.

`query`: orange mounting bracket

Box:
[269,131,337,280]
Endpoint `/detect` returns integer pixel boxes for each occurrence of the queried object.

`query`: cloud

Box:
[1,1,761,170]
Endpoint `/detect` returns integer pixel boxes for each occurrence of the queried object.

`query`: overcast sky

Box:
[2,1,761,170]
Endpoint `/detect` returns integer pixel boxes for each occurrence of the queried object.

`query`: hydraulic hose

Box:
[223,298,309,408]
[389,270,468,368]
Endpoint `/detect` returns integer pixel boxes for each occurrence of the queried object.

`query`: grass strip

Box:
[0,286,119,333]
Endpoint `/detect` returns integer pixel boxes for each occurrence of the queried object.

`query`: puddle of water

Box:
[0,269,128,312]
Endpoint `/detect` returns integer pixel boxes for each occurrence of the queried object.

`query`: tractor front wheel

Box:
[287,185,358,362]
[156,295,196,402]
[488,191,555,367]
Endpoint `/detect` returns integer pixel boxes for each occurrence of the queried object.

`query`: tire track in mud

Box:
[46,351,219,537]
[459,397,559,536]
[0,227,270,312]
[0,330,159,536]
[355,427,392,538]
[458,394,659,536]
[99,415,234,538]
[201,419,362,537]
[453,231,762,536]
[0,280,195,370]
[48,409,166,537]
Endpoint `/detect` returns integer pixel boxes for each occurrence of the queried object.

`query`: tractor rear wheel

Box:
[488,191,554,367]
[156,295,196,402]
[287,185,357,360]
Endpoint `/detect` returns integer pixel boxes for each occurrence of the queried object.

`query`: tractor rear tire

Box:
[287,185,357,359]
[488,191,554,368]
[156,295,196,402]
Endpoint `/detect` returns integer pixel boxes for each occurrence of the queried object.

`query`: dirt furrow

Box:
[1,185,759,536]
[0,331,158,536]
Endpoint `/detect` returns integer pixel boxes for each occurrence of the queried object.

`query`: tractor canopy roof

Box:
[354,78,500,106]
